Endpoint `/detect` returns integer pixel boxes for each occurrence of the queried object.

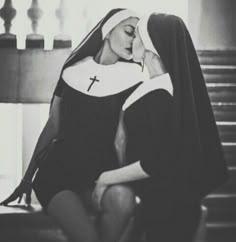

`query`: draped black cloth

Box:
[146,13,228,198]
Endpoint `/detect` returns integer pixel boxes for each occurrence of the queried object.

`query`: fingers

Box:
[0,193,18,206]
[26,192,32,205]
[92,185,108,212]
[18,194,23,204]
[0,183,33,206]
[91,190,101,212]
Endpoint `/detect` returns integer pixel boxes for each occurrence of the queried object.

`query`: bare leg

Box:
[47,190,99,242]
[99,185,136,242]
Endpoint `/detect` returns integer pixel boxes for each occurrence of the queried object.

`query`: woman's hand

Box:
[92,173,109,211]
[0,179,32,206]
[144,50,167,78]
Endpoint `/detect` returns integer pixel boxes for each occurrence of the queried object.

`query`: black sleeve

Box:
[53,76,67,97]
[138,89,176,178]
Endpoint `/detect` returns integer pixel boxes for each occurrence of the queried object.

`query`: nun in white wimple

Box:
[1,9,148,242]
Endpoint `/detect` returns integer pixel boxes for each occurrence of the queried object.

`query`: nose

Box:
[132,33,136,40]
[130,36,136,45]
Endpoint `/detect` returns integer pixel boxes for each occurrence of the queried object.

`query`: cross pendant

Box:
[88,76,100,92]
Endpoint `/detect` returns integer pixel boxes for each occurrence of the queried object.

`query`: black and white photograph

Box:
[0,0,235,242]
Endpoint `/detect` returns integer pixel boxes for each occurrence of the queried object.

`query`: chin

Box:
[122,53,133,61]
[132,55,141,63]
[126,55,133,60]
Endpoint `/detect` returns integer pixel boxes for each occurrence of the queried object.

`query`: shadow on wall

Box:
[188,0,236,50]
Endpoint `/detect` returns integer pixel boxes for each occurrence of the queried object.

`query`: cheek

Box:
[111,30,126,46]
[109,36,122,54]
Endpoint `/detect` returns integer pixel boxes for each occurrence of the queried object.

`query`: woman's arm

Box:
[93,161,149,208]
[98,90,175,185]
[23,95,62,181]
[0,95,63,206]
[98,161,149,185]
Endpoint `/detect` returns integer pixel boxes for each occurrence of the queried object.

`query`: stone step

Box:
[223,143,236,167]
[213,168,236,194]
[207,84,236,103]
[206,222,236,242]
[1,228,68,242]
[212,103,236,122]
[203,194,236,223]
[0,205,144,242]
[198,50,236,66]
[0,205,68,242]
[202,65,236,83]
[207,206,236,224]
[217,122,236,142]
[204,194,236,209]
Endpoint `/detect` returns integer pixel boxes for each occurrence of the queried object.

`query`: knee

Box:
[102,185,136,216]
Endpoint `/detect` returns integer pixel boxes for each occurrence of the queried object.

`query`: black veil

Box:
[146,13,228,197]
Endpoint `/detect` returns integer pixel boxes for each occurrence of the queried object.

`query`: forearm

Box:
[23,119,58,181]
[144,51,167,78]
[100,161,150,185]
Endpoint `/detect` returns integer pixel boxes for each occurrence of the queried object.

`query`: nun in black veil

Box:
[128,13,229,242]
[0,8,147,242]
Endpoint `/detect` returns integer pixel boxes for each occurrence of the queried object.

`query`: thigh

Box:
[80,184,137,214]
[46,190,98,242]
[101,184,136,214]
[47,190,95,225]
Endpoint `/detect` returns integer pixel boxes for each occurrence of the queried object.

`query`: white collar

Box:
[62,57,147,97]
[122,73,173,110]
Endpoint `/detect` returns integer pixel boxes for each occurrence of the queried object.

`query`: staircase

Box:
[200,50,236,242]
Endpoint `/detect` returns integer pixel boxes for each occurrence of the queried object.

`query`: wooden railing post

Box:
[26,0,44,48]
[54,0,72,48]
[0,0,16,48]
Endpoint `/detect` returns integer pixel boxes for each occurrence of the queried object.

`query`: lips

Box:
[126,47,132,53]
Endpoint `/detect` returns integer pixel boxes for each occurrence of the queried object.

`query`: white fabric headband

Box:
[137,14,160,57]
[102,9,141,38]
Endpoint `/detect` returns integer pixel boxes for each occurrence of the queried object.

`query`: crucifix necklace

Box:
[87,76,100,92]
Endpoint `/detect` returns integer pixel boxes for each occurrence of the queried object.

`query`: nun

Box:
[93,13,229,242]
[1,8,147,242]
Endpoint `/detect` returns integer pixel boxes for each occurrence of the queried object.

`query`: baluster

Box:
[26,0,44,48]
[0,0,17,48]
[53,0,71,48]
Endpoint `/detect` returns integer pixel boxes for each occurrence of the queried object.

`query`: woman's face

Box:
[132,27,145,62]
[107,17,138,60]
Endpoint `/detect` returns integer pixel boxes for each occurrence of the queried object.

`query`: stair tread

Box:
[198,50,236,66]
[207,222,236,228]
[217,125,236,142]
[212,104,236,121]
[202,65,236,70]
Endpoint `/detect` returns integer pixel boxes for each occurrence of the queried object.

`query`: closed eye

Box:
[125,31,135,37]
[124,25,136,37]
